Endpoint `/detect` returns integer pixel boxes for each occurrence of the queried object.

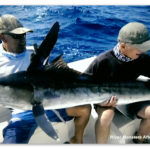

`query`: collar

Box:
[113,44,134,62]
[0,44,26,60]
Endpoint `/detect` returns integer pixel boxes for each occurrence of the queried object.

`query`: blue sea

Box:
[0,5,150,62]
[1,5,150,142]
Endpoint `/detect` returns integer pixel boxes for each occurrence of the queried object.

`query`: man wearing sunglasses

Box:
[0,14,91,144]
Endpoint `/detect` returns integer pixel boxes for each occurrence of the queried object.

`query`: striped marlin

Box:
[0,22,150,140]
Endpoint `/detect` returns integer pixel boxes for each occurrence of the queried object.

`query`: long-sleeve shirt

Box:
[0,43,32,77]
[85,50,150,82]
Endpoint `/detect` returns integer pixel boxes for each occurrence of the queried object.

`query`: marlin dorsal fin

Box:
[45,55,83,78]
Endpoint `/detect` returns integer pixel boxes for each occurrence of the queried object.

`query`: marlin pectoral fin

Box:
[32,103,60,141]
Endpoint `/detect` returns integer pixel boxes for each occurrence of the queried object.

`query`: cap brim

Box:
[133,40,150,52]
[9,27,33,34]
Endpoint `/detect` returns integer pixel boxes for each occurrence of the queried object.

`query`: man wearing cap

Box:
[85,22,150,143]
[0,14,91,144]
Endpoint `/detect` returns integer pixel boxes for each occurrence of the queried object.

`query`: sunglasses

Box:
[6,33,26,39]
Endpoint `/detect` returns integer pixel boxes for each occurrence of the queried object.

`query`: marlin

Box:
[0,22,150,141]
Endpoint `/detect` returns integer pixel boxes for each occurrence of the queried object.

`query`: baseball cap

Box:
[118,22,150,52]
[0,14,33,34]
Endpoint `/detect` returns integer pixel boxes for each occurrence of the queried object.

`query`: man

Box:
[85,22,150,143]
[0,14,91,144]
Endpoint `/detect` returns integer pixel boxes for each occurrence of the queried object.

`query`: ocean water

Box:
[0,5,150,62]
